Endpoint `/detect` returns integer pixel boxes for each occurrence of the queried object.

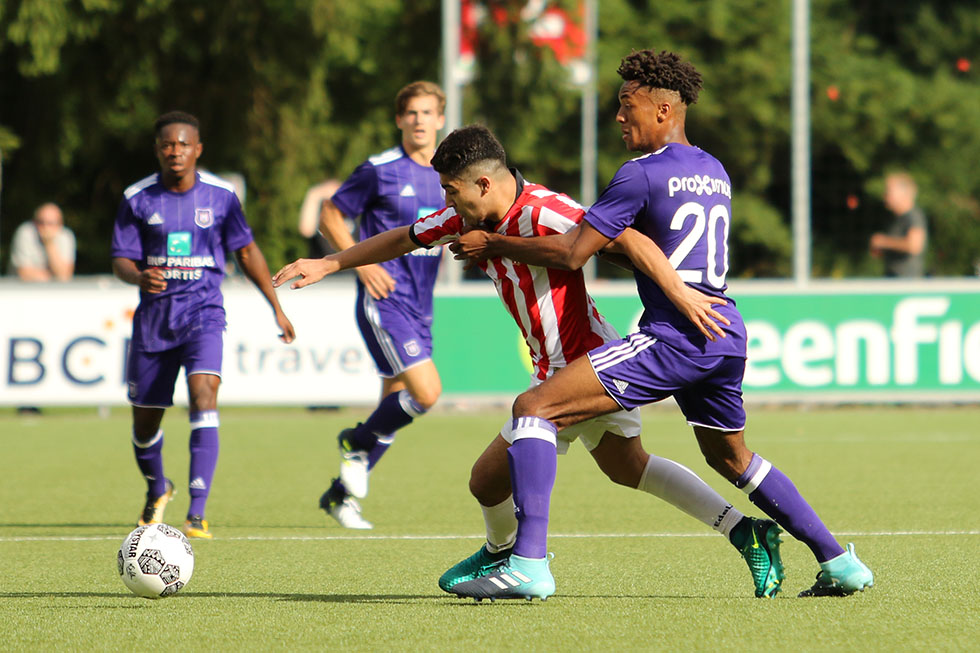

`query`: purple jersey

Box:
[111,170,254,352]
[330,145,444,320]
[585,144,746,358]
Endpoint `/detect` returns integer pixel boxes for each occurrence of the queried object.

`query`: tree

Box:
[2,0,977,278]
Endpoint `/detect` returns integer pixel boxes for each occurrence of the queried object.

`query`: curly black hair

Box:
[617,50,703,106]
[154,110,200,137]
[431,124,507,178]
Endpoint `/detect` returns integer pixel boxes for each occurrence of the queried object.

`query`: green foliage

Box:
[809,0,980,275]
[0,0,977,277]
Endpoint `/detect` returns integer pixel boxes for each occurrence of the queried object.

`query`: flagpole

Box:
[580,0,598,208]
[441,0,463,135]
[441,0,464,285]
[580,0,598,280]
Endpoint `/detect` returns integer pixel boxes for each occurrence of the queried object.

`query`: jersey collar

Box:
[510,168,525,200]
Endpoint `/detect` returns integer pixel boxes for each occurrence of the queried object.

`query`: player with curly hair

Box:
[448,49,874,601]
[275,123,788,600]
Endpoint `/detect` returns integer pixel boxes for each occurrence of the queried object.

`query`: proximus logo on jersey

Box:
[667,175,731,199]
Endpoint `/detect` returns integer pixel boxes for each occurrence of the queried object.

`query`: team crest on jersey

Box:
[403,340,421,357]
[194,208,214,228]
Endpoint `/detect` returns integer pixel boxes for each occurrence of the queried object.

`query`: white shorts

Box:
[500,375,642,454]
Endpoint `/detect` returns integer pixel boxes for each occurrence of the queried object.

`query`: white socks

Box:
[637,455,744,538]
[481,495,518,553]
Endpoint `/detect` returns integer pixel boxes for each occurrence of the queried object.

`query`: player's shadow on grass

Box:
[0,522,135,529]
[257,593,446,603]
[0,591,734,604]
[0,591,445,604]
[0,592,159,601]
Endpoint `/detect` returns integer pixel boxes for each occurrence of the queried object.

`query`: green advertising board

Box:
[432,280,980,402]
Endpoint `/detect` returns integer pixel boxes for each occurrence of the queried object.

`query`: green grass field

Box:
[1,405,978,651]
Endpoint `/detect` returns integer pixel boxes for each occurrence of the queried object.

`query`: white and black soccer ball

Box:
[117,524,194,599]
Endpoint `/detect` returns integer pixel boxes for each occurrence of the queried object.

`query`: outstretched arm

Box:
[320,198,395,299]
[273,225,417,290]
[235,241,296,344]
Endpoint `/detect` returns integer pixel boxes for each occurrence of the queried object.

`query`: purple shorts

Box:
[587,331,746,431]
[126,330,224,408]
[355,292,433,378]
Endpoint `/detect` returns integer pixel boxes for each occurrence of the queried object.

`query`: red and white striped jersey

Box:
[411,180,620,380]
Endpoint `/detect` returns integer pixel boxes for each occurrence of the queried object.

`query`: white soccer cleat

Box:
[339,451,370,499]
[327,497,373,530]
[337,428,370,499]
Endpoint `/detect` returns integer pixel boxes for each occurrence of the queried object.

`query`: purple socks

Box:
[735,453,844,562]
[507,417,558,559]
[349,390,426,470]
[187,410,219,518]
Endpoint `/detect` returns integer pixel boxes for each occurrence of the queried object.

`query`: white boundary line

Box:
[1,530,977,543]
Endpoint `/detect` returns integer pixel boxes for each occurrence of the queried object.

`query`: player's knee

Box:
[468,471,487,501]
[468,467,495,504]
[188,388,218,413]
[411,387,440,411]
[511,390,544,418]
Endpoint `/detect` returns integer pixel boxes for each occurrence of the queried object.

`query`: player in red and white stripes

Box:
[274,124,779,601]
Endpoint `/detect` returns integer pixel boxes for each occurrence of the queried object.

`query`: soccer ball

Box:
[117,524,195,598]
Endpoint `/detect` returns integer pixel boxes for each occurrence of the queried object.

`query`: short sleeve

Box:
[111,199,144,261]
[583,160,650,240]
[221,193,254,252]
[59,229,76,263]
[330,161,379,219]
[907,207,927,231]
[9,223,35,269]
[410,208,463,248]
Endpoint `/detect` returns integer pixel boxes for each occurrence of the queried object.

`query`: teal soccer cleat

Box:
[799,542,874,597]
[736,517,785,598]
[438,544,512,592]
[452,553,555,602]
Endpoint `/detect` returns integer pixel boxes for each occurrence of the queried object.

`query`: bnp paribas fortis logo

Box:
[167,232,191,256]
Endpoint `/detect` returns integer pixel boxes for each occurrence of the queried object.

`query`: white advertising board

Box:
[0,277,379,406]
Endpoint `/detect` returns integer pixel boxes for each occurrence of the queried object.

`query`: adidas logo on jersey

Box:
[400,184,416,197]
[147,213,164,225]
[189,477,207,490]
[612,378,630,394]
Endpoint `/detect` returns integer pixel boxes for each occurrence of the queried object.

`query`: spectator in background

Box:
[9,202,75,281]
[298,179,342,258]
[870,172,927,277]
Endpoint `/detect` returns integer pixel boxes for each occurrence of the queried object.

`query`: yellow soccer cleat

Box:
[137,478,175,526]
[182,515,213,539]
